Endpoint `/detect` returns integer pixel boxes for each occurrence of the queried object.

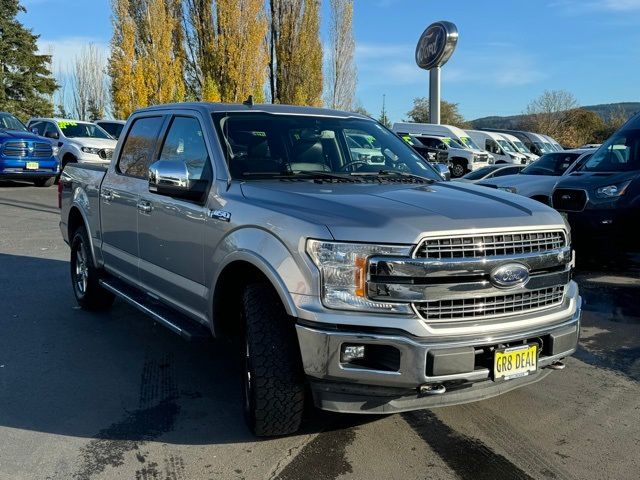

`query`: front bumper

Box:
[296,296,581,414]
[566,207,637,238]
[0,157,59,179]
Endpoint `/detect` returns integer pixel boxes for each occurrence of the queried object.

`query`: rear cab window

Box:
[117,116,164,178]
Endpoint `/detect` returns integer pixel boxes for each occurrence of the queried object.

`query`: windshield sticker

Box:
[57,121,77,129]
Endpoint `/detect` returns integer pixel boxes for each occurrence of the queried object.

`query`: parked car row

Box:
[391,121,566,179]
[0,113,127,187]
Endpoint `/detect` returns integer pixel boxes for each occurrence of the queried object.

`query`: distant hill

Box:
[469,102,640,130]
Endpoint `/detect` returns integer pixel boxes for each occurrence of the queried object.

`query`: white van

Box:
[465,130,529,165]
[392,122,493,177]
[498,132,539,162]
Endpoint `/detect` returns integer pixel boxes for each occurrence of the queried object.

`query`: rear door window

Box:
[117,116,164,178]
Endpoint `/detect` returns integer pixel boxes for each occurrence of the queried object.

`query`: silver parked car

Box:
[60,102,581,436]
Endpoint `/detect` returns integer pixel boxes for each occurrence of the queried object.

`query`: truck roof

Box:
[135,102,370,120]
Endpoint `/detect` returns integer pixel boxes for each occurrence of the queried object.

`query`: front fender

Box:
[207,227,320,320]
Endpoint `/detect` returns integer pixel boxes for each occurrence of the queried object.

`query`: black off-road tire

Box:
[451,159,466,178]
[242,284,305,436]
[33,177,55,187]
[70,226,115,311]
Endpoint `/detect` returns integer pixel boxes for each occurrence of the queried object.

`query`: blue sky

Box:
[20,0,640,121]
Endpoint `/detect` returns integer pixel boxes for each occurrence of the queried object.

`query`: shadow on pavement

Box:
[0,252,375,450]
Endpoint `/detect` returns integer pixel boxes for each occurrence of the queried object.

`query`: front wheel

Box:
[242,284,305,436]
[450,160,466,178]
[70,226,115,311]
[33,177,55,187]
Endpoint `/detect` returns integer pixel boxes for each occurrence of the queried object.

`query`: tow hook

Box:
[419,384,446,395]
[546,360,566,370]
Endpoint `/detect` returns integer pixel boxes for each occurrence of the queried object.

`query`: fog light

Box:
[341,345,365,363]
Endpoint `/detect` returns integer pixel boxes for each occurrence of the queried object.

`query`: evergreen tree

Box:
[0,0,57,120]
[378,94,391,128]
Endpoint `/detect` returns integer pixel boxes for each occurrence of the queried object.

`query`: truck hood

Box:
[555,170,639,190]
[480,174,558,190]
[0,129,52,143]
[240,180,564,243]
[66,137,117,149]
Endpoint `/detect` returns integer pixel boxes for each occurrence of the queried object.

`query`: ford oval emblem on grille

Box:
[490,263,530,288]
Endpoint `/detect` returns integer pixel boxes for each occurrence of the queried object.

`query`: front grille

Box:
[415,286,565,321]
[98,148,114,160]
[552,189,587,212]
[415,230,566,259]
[3,141,28,157]
[33,142,53,158]
[2,141,53,158]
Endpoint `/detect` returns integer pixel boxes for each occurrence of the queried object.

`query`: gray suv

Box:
[60,102,581,436]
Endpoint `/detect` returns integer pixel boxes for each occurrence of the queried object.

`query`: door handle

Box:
[100,189,113,202]
[137,200,153,214]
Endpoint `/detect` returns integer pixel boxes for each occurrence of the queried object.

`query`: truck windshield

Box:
[521,152,581,176]
[440,137,465,149]
[58,121,111,139]
[581,129,640,172]
[0,113,28,132]
[534,142,550,153]
[497,140,516,153]
[459,136,481,150]
[512,140,530,154]
[212,112,442,181]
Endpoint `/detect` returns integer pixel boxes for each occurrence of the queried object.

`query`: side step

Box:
[99,277,212,342]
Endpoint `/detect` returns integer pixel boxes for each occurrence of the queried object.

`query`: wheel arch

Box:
[210,254,299,338]
[67,204,99,266]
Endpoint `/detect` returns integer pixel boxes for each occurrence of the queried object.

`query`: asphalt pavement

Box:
[0,180,638,480]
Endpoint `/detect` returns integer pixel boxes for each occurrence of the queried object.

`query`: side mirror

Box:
[433,163,450,181]
[45,130,59,139]
[148,159,208,202]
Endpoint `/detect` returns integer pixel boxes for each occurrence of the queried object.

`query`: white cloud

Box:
[38,37,109,74]
[550,0,640,13]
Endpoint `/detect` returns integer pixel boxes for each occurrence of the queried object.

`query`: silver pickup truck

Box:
[60,103,582,436]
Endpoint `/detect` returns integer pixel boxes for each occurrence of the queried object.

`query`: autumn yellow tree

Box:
[184,0,218,100]
[214,0,268,103]
[110,0,185,117]
[110,0,139,118]
[269,0,323,106]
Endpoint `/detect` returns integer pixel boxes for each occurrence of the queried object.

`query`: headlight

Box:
[306,239,413,313]
[497,186,517,193]
[81,147,101,154]
[595,181,631,198]
[52,145,59,157]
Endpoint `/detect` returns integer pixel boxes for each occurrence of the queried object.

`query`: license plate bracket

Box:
[494,344,538,381]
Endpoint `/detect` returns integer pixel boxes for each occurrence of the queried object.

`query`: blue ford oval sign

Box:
[415,21,458,70]
[490,263,530,288]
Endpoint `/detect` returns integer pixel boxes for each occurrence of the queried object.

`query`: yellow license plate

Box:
[494,344,537,381]
[26,162,39,170]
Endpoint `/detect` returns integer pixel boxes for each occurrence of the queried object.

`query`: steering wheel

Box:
[338,160,370,172]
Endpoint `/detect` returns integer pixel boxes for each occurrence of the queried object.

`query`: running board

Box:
[99,277,212,342]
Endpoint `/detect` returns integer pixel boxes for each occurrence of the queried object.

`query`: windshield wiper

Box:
[350,170,435,183]
[241,170,355,181]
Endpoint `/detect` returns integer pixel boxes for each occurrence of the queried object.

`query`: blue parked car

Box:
[0,112,59,187]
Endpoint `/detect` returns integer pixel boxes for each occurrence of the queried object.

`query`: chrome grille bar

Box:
[415,286,565,321]
[416,231,566,259]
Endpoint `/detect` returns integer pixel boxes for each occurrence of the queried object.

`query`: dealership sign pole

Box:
[415,21,459,124]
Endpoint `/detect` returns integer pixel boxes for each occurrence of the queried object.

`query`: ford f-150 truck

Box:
[60,103,582,436]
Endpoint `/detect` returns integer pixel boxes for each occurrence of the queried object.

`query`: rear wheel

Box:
[242,284,305,436]
[70,226,115,311]
[33,177,55,187]
[450,160,466,178]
